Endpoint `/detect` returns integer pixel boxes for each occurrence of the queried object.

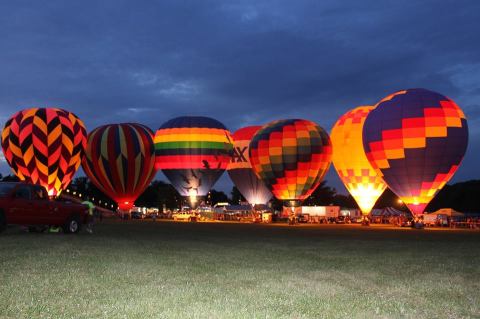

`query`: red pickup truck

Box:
[0,182,89,234]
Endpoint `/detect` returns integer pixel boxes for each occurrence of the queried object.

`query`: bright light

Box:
[48,189,55,196]
[350,186,384,215]
[189,189,197,205]
[397,199,403,204]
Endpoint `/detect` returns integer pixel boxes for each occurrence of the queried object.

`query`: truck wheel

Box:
[63,215,81,234]
[0,210,6,233]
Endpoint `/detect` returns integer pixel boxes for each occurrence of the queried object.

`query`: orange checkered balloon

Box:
[331,106,387,215]
[363,89,468,215]
[249,119,332,205]
[1,108,87,196]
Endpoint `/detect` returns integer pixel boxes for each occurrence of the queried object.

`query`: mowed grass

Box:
[0,221,479,319]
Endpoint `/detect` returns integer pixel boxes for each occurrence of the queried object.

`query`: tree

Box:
[303,181,336,206]
[1,174,20,182]
[135,180,182,211]
[374,188,408,211]
[209,189,229,206]
[426,180,480,212]
[67,177,117,209]
[332,194,358,208]
[230,186,245,204]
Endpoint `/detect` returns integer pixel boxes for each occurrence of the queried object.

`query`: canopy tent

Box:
[427,208,464,217]
[370,207,409,217]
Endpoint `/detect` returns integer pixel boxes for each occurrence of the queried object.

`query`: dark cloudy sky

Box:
[0,0,479,194]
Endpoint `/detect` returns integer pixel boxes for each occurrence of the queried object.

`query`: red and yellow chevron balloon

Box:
[82,123,157,210]
[331,106,387,215]
[1,108,86,196]
[363,89,469,215]
[249,119,332,205]
[1,111,26,180]
[227,126,272,205]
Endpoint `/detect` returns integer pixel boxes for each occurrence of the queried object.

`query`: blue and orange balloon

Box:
[82,123,157,210]
[363,88,468,215]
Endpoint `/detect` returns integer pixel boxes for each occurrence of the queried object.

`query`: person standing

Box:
[82,197,95,234]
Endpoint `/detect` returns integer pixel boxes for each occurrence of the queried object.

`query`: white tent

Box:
[428,208,464,217]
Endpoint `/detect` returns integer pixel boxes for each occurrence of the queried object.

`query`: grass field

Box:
[0,220,479,319]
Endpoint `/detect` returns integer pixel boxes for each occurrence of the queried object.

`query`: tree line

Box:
[1,173,479,212]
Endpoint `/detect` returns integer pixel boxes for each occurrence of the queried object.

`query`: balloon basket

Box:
[361,216,370,226]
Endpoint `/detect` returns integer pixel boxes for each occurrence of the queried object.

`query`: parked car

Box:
[0,182,89,234]
[131,211,146,219]
[335,216,347,224]
[172,211,197,222]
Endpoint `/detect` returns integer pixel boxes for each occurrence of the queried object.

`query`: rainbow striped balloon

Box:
[155,116,233,197]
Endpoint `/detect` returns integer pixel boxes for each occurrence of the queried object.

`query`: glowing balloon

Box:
[227,126,272,205]
[249,119,332,206]
[1,108,86,196]
[331,106,387,215]
[82,123,157,210]
[363,88,468,215]
[155,116,233,204]
[1,111,26,180]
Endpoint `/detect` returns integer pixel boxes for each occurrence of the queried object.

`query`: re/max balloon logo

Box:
[231,146,247,163]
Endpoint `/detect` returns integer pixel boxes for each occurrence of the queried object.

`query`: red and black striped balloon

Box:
[82,123,157,210]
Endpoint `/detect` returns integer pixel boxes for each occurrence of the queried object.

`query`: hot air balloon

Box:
[155,116,233,207]
[82,123,157,211]
[363,88,468,215]
[227,126,272,206]
[249,119,332,212]
[1,111,26,180]
[330,106,387,216]
[1,108,86,196]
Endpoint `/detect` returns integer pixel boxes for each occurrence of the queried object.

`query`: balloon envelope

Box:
[331,106,387,215]
[1,111,27,180]
[155,116,233,198]
[249,119,332,204]
[1,108,86,196]
[82,123,157,210]
[363,88,468,215]
[227,126,272,205]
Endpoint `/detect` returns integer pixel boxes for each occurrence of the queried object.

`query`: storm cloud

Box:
[0,0,479,193]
